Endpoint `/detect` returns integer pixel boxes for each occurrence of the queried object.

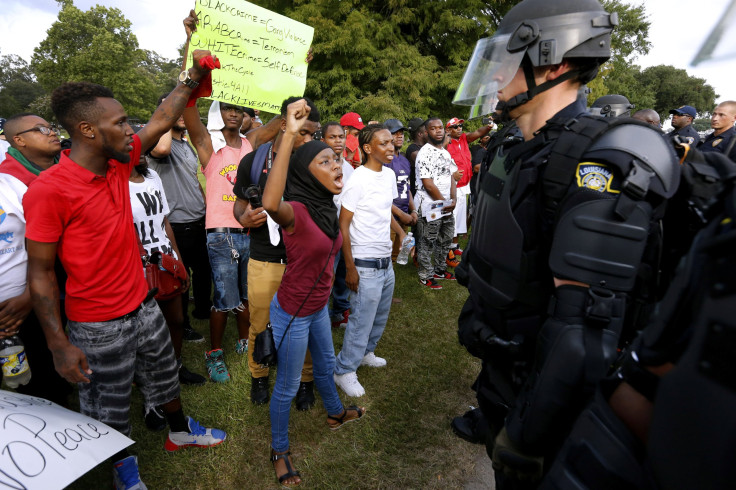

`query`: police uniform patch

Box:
[712,138,723,147]
[576,162,620,194]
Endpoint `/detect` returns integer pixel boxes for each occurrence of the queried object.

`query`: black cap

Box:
[407,117,425,133]
[384,118,407,134]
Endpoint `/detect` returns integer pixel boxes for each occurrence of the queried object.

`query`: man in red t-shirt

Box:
[445,117,494,263]
[24,45,226,487]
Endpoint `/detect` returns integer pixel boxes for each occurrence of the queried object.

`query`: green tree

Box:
[692,117,712,132]
[588,0,654,110]
[251,0,516,122]
[638,65,718,121]
[0,52,47,117]
[31,0,176,122]
[140,50,181,100]
[247,0,653,123]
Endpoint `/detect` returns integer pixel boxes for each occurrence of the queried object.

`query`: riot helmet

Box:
[589,94,635,117]
[453,0,618,118]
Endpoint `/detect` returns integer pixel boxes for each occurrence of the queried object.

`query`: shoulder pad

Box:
[585,122,680,198]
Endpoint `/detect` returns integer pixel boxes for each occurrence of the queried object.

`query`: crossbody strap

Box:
[276,238,337,350]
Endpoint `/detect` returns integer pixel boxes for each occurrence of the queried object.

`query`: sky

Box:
[0,0,734,108]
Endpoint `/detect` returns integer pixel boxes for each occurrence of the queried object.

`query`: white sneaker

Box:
[361,352,387,367]
[164,417,227,452]
[334,372,365,397]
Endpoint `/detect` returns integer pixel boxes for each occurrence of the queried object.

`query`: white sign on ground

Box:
[0,390,133,490]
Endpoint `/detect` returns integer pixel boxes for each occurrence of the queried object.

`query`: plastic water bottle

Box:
[0,335,32,388]
[396,232,415,265]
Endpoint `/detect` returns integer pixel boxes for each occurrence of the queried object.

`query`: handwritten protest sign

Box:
[0,391,133,490]
[187,0,315,113]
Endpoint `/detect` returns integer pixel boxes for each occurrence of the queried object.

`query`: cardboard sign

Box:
[0,391,133,490]
[188,0,315,112]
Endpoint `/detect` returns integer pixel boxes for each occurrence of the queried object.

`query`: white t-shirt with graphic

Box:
[0,173,28,303]
[340,165,398,259]
[129,169,177,259]
[415,143,453,208]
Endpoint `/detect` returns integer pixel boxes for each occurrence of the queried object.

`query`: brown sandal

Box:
[271,449,301,487]
[327,405,366,430]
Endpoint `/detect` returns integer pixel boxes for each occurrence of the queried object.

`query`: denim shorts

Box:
[207,231,250,311]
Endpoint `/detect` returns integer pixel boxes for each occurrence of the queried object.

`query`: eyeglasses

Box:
[450,125,462,129]
[16,126,60,137]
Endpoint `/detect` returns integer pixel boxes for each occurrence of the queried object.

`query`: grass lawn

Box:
[69,251,486,489]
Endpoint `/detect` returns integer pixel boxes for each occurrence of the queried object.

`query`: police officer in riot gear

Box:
[542,148,736,489]
[452,0,680,487]
[589,94,635,118]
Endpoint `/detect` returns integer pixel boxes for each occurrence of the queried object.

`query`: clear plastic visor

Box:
[453,35,526,115]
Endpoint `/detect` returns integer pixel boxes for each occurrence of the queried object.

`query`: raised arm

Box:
[138,55,212,152]
[148,10,213,164]
[27,239,92,383]
[262,99,310,232]
[246,114,283,150]
[466,123,494,144]
[149,129,173,159]
[183,104,213,167]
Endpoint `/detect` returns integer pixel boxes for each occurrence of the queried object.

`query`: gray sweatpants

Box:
[68,297,180,436]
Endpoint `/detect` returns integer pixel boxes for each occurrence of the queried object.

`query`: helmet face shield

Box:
[453,35,526,114]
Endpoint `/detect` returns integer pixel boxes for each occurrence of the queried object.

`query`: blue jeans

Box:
[269,294,343,452]
[330,249,351,318]
[206,231,250,311]
[334,263,395,375]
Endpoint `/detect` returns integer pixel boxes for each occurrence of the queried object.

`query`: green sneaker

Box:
[205,349,230,383]
[235,338,248,355]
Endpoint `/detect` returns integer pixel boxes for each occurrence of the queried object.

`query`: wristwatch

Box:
[178,70,200,89]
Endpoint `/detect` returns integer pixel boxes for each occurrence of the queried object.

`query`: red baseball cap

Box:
[340,112,365,130]
[446,117,465,128]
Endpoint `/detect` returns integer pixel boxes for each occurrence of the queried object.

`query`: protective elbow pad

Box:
[549,198,651,292]
[506,316,621,453]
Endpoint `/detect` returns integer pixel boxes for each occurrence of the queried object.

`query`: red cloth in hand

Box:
[186,56,221,107]
[199,56,221,70]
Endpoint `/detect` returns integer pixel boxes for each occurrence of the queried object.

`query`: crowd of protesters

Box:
[1,4,736,489]
[0,9,488,487]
